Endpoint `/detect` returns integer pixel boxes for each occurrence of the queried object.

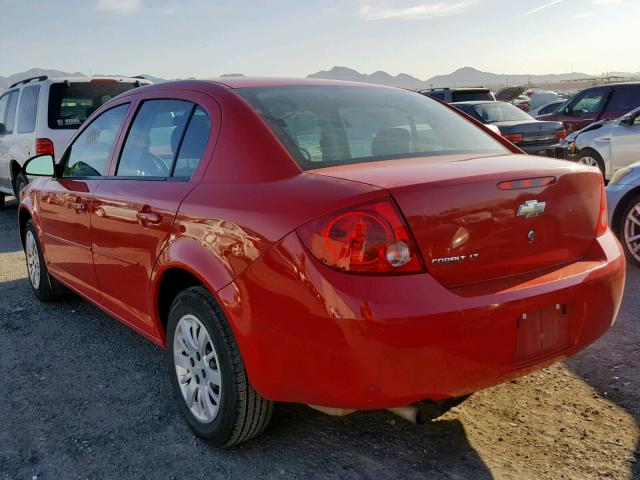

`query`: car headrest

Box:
[371,128,411,157]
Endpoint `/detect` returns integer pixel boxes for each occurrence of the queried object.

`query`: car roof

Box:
[205,77,392,89]
[450,101,504,106]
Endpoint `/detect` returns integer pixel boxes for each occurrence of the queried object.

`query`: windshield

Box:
[48,81,141,129]
[468,102,533,123]
[237,86,508,169]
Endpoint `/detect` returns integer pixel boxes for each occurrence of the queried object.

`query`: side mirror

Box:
[620,115,635,126]
[24,154,55,177]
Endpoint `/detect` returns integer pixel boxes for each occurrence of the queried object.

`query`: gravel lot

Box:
[0,196,638,480]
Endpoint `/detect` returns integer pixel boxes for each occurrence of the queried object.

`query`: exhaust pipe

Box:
[387,405,429,425]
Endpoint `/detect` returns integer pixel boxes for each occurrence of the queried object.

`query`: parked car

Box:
[0,75,150,207]
[606,161,640,266]
[539,82,640,133]
[451,100,566,156]
[421,87,495,103]
[19,78,624,447]
[530,99,566,118]
[560,107,640,178]
[529,91,559,112]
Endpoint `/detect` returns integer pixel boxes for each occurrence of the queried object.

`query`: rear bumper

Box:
[218,229,625,410]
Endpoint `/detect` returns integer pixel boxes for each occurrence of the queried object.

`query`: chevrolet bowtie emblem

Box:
[517,200,546,218]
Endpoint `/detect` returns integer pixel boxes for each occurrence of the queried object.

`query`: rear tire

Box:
[577,148,605,177]
[0,194,5,209]
[619,193,640,268]
[166,286,273,447]
[24,220,64,302]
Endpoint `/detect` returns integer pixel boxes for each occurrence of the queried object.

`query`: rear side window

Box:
[17,85,40,133]
[607,86,640,113]
[427,92,446,100]
[48,81,140,130]
[4,91,19,134]
[117,99,209,178]
[63,104,129,178]
[173,106,210,178]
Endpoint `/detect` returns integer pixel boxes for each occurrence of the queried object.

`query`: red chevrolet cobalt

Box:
[18,79,625,446]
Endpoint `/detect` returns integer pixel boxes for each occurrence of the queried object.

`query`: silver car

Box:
[607,162,640,266]
[566,107,640,180]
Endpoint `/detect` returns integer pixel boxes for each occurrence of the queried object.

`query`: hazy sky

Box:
[1,0,637,79]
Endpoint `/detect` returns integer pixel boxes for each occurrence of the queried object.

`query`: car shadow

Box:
[0,273,493,480]
[0,197,22,254]
[564,265,640,479]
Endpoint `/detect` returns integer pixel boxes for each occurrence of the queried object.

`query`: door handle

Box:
[136,211,162,225]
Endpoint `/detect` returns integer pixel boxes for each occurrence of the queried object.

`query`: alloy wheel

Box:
[579,156,599,168]
[25,231,41,289]
[173,314,222,423]
[624,202,640,263]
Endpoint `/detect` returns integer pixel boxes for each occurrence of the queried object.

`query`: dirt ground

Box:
[0,196,638,480]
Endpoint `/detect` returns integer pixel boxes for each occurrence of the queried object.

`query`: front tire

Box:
[577,148,605,177]
[166,286,273,447]
[24,220,63,302]
[619,193,640,268]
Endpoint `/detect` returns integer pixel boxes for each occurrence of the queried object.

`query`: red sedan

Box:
[18,78,625,446]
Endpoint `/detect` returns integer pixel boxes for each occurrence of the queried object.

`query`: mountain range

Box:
[2,66,639,93]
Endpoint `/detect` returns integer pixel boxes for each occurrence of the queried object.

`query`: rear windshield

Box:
[237,86,508,169]
[465,102,532,123]
[48,81,140,129]
[451,90,494,102]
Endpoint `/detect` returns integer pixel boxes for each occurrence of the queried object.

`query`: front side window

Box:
[63,104,129,178]
[237,86,508,169]
[17,85,40,133]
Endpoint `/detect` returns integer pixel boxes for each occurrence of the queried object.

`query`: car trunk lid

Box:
[308,154,602,287]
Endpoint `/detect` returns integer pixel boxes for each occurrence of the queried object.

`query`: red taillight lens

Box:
[297,199,424,274]
[35,138,54,156]
[503,133,524,144]
[556,129,567,141]
[596,180,608,237]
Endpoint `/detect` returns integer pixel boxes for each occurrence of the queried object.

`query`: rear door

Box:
[91,91,218,333]
[0,90,19,193]
[37,102,130,298]
[610,111,640,172]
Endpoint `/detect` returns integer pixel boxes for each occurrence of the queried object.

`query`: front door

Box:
[610,112,640,172]
[38,103,130,298]
[560,87,611,132]
[91,96,214,334]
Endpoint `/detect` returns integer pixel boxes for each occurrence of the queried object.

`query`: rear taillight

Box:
[503,133,523,144]
[596,180,608,237]
[35,138,54,156]
[556,129,567,141]
[297,199,424,274]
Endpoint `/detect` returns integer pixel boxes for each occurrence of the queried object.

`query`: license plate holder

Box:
[515,304,572,365]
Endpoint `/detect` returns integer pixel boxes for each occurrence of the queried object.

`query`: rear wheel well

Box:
[18,208,32,247]
[157,268,204,336]
[611,186,640,234]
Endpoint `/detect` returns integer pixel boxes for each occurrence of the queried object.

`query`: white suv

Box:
[0,75,151,207]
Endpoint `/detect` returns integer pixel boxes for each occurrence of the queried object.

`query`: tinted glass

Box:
[48,81,140,130]
[607,86,640,113]
[539,101,563,115]
[17,85,40,133]
[427,92,446,100]
[173,106,210,178]
[63,104,128,178]
[117,99,192,177]
[469,102,532,123]
[0,94,9,133]
[4,91,19,134]
[452,91,494,102]
[238,86,508,169]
